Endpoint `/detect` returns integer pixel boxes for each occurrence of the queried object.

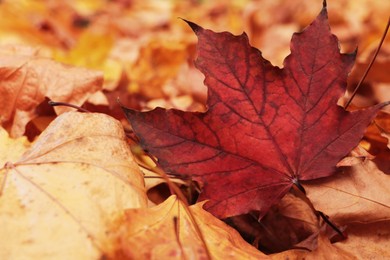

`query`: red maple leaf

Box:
[122,5,389,219]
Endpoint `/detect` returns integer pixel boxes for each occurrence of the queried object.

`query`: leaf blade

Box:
[123,5,389,219]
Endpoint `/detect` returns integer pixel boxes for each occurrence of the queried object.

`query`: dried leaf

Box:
[334,221,390,259]
[336,145,374,167]
[0,127,31,163]
[0,112,147,259]
[304,160,390,224]
[272,232,356,260]
[0,54,103,137]
[107,195,268,259]
[227,192,320,253]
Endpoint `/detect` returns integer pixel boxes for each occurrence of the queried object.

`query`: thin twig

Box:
[344,17,390,109]
[48,101,90,113]
[318,211,347,239]
[292,182,347,239]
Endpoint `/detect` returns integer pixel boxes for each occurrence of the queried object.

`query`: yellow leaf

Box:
[0,112,147,259]
[0,127,31,163]
[53,31,113,69]
[72,0,106,15]
[53,31,122,90]
[0,1,46,45]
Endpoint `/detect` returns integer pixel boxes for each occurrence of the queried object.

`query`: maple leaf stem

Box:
[48,101,90,113]
[344,17,390,109]
[124,128,139,141]
[292,179,306,194]
[143,175,185,180]
[293,184,347,240]
[317,211,347,239]
[125,134,138,143]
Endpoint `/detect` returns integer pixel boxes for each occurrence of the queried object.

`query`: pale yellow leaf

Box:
[0,112,147,259]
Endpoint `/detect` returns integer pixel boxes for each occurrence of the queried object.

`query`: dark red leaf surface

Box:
[123,5,389,219]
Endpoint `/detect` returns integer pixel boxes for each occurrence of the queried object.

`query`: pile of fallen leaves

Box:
[1,0,389,259]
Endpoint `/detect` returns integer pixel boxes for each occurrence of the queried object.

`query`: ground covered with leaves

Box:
[0,0,389,259]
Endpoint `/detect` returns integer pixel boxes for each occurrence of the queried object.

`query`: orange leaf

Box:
[127,39,190,99]
[108,195,268,259]
[271,232,355,260]
[0,51,103,137]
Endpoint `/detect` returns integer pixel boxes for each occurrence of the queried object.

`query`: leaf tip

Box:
[117,98,134,118]
[116,97,123,107]
[181,18,203,34]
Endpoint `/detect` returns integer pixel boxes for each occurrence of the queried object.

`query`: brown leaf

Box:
[107,195,268,259]
[271,232,356,260]
[261,192,319,252]
[304,160,390,224]
[333,221,390,259]
[0,112,147,259]
[228,192,320,253]
[0,53,103,137]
